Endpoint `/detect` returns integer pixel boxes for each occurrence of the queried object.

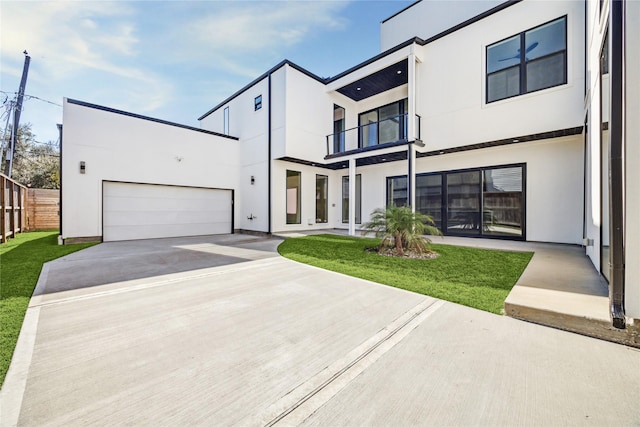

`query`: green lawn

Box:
[0,231,96,386]
[278,234,532,315]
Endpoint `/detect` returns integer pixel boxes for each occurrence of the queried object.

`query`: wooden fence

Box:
[27,188,60,231]
[1,173,27,243]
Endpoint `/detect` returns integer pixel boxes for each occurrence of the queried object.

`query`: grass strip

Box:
[1,231,96,386]
[278,234,532,315]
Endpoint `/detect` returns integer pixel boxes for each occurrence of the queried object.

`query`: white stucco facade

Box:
[61,100,240,240]
[61,0,637,322]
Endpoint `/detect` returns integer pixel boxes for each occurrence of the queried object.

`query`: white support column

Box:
[349,158,356,236]
[408,50,417,212]
[408,145,416,213]
[408,50,416,142]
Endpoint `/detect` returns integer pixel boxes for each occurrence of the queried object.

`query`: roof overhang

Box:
[335,60,408,101]
[325,43,416,101]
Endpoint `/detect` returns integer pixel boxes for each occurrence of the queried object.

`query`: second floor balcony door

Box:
[359,99,407,148]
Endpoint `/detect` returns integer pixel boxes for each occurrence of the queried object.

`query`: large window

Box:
[286,170,301,224]
[342,175,361,224]
[316,175,328,223]
[359,99,408,148]
[386,165,525,239]
[487,17,567,103]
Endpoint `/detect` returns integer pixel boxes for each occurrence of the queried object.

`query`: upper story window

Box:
[486,16,567,103]
[223,106,229,135]
[358,99,408,148]
[254,95,262,111]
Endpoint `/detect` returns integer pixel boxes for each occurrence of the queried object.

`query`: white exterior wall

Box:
[623,0,639,318]
[283,66,332,163]
[415,0,584,152]
[200,77,275,232]
[61,100,240,240]
[271,161,342,232]
[380,0,504,51]
[584,0,608,275]
[332,136,582,244]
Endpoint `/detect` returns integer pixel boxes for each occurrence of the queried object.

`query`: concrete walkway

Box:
[1,234,639,426]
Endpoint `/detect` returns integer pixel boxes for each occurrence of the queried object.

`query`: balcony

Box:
[326,114,421,158]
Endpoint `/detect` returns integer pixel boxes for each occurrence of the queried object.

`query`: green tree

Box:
[362,205,442,255]
[1,123,59,189]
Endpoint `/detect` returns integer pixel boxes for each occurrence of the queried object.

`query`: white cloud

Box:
[187,1,348,52]
[0,0,353,142]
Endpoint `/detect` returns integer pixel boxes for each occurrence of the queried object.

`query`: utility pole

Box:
[4,51,31,177]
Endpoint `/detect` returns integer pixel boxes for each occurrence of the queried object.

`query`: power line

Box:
[0,90,61,107]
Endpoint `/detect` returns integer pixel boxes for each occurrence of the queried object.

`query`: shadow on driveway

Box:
[37,234,281,295]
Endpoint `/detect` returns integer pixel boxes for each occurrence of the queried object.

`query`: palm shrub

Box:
[362,205,442,255]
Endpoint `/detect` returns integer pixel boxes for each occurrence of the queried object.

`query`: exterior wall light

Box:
[251,175,255,185]
[80,161,86,174]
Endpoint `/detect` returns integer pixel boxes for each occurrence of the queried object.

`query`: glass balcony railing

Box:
[326,114,420,157]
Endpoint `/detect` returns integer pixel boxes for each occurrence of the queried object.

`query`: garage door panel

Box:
[103,182,232,241]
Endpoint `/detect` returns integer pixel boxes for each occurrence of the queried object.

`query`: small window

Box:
[486,17,567,103]
[286,170,301,224]
[223,106,229,135]
[254,95,262,111]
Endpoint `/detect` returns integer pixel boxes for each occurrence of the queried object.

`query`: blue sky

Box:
[1,0,414,144]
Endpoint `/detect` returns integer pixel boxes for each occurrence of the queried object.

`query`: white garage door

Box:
[103,182,232,242]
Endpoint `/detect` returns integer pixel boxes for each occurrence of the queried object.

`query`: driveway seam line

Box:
[264,299,446,427]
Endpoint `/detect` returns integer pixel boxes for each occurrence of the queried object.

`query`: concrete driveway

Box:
[2,234,639,426]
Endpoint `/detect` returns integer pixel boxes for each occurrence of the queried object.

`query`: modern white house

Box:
[60,0,638,330]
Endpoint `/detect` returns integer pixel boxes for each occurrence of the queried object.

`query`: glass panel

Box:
[316,175,328,223]
[378,102,402,144]
[487,35,520,74]
[386,177,408,207]
[483,167,523,237]
[223,107,229,135]
[356,174,361,224]
[446,171,481,235]
[333,105,345,153]
[286,170,301,224]
[342,177,349,223]
[526,52,565,92]
[359,111,378,148]
[525,17,566,61]
[416,174,442,230]
[487,66,520,102]
[342,175,362,224]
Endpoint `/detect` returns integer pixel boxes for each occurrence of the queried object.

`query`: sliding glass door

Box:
[446,171,481,235]
[385,164,525,239]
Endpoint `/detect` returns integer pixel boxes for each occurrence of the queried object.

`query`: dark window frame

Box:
[358,98,408,148]
[286,170,302,225]
[315,174,328,223]
[333,104,345,153]
[486,16,568,103]
[386,163,527,240]
[254,95,262,111]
